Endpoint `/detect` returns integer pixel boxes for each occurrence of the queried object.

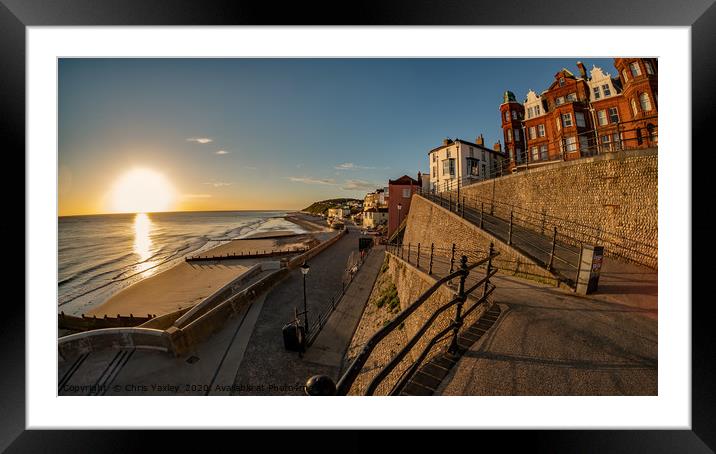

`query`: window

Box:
[555,96,565,106]
[512,110,517,120]
[559,77,565,86]
[645,60,654,75]
[630,62,642,77]
[579,135,590,154]
[432,153,437,163]
[466,157,479,176]
[566,92,577,102]
[538,124,545,137]
[514,129,520,141]
[468,147,474,158]
[529,126,536,139]
[622,69,628,82]
[432,165,436,177]
[613,133,622,150]
[531,146,539,161]
[516,148,522,163]
[402,188,411,198]
[446,149,452,158]
[575,112,586,127]
[593,86,601,100]
[597,110,608,126]
[562,113,573,127]
[565,136,577,152]
[631,98,639,117]
[505,111,510,122]
[507,129,513,142]
[535,105,541,116]
[442,159,455,176]
[639,92,652,111]
[602,84,611,97]
[556,117,561,131]
[540,144,548,160]
[647,123,657,145]
[481,164,486,176]
[527,106,533,118]
[608,107,619,123]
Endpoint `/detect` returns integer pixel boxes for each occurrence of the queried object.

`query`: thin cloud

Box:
[289,177,336,185]
[186,137,213,144]
[335,162,376,170]
[182,193,212,199]
[203,181,233,188]
[341,179,379,191]
[215,150,229,155]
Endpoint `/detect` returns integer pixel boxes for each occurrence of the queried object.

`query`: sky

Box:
[58,57,616,216]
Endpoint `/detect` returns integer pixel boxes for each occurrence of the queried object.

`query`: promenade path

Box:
[386,227,657,395]
[230,224,383,395]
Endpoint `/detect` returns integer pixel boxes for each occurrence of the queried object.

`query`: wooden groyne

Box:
[185,247,308,262]
[58,312,156,332]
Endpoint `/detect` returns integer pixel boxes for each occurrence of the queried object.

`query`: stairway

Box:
[400,304,502,395]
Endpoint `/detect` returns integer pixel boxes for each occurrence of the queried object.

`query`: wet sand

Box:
[88,234,319,317]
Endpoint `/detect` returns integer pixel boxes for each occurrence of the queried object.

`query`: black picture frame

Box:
[3,0,709,451]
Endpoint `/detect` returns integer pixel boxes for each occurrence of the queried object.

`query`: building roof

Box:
[427,139,505,156]
[389,175,419,186]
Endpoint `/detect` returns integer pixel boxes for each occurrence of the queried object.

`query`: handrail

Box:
[365,267,498,395]
[326,247,498,396]
[334,266,468,395]
[388,283,496,395]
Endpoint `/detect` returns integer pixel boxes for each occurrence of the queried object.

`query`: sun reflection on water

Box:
[133,213,156,277]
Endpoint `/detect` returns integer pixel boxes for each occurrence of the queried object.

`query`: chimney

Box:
[417,171,422,184]
[475,134,484,146]
[576,61,587,79]
[442,138,451,146]
[493,141,502,152]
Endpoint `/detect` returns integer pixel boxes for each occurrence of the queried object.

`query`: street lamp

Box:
[300,262,310,336]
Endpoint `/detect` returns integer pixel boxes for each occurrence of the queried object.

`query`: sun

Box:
[108,168,177,213]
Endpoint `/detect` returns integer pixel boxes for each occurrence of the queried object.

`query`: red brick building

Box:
[501,58,658,172]
[388,175,420,238]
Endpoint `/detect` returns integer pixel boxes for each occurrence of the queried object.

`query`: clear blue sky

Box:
[58,58,616,215]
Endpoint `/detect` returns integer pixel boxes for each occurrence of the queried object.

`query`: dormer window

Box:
[645,61,654,75]
[602,84,611,97]
[593,86,601,100]
[535,105,540,116]
[559,77,565,86]
[629,62,642,77]
[527,106,533,118]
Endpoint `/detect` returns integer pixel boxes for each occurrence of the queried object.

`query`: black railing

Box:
[306,245,499,396]
[304,243,373,347]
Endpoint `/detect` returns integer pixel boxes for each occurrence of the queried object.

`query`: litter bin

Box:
[575,245,604,295]
[282,322,306,352]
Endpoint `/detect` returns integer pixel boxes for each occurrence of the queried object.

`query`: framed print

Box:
[3,0,711,451]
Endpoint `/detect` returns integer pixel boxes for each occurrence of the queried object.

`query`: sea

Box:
[58,211,305,316]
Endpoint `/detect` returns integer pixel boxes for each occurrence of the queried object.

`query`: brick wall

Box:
[445,148,658,268]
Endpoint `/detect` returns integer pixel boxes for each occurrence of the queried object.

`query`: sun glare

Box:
[109,168,176,214]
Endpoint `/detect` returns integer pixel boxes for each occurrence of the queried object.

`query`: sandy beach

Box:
[88,230,319,318]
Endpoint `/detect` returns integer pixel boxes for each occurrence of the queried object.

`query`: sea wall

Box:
[403,195,561,286]
[445,148,658,268]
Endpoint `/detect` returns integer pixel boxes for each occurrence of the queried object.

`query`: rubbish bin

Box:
[282,322,306,352]
[575,245,604,295]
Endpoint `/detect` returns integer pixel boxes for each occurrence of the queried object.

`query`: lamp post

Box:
[300,262,310,335]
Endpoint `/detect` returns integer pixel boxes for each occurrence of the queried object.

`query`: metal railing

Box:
[305,246,499,396]
[420,190,581,286]
[304,243,373,346]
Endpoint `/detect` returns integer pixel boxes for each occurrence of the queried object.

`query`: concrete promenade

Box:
[230,224,382,395]
[384,243,657,395]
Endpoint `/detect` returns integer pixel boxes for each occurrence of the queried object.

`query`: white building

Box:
[428,136,505,192]
[363,207,388,228]
[327,207,350,219]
